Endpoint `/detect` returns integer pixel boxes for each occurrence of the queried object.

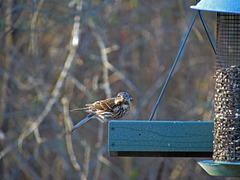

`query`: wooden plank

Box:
[108,121,214,157]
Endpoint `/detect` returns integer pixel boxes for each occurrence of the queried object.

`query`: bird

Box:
[70,92,132,132]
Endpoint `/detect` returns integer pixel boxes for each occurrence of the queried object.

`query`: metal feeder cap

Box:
[191,0,240,14]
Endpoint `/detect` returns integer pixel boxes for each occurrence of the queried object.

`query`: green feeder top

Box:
[191,0,240,14]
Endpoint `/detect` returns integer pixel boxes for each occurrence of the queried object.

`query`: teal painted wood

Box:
[108,121,214,156]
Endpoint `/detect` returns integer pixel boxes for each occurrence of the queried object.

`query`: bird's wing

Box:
[87,98,115,111]
[86,101,103,110]
[100,98,115,111]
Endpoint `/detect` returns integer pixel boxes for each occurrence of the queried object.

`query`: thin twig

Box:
[106,60,139,94]
[93,123,104,180]
[68,74,93,100]
[87,20,138,95]
[33,127,45,144]
[88,20,112,98]
[61,97,82,172]
[82,140,91,180]
[29,0,45,55]
[98,153,129,180]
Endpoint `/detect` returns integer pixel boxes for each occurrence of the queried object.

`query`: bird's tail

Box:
[71,113,95,132]
[70,107,88,112]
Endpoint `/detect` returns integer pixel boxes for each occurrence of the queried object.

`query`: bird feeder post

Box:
[191,0,240,177]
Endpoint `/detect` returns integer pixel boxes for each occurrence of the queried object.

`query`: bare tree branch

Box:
[82,140,91,180]
[29,0,45,55]
[61,97,82,173]
[88,20,112,98]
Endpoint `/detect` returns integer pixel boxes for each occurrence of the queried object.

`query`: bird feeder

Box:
[191,0,240,177]
[108,0,240,177]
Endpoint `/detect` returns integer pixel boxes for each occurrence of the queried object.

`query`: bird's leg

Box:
[95,115,110,124]
[103,118,111,124]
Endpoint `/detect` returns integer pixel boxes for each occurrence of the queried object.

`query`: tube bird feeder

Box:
[191,0,240,177]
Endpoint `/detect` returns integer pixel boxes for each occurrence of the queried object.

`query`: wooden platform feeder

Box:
[108,0,240,177]
[109,121,213,157]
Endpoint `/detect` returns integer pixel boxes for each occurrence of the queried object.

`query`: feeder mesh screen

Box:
[213,13,240,162]
[213,66,240,162]
[216,13,240,69]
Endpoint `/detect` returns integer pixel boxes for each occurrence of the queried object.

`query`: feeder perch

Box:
[191,0,240,177]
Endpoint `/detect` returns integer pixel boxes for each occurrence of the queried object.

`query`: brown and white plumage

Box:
[71,92,132,132]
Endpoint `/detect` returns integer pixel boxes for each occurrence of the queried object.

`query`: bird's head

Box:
[115,92,132,104]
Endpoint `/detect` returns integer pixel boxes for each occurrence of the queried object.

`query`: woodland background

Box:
[0,0,238,180]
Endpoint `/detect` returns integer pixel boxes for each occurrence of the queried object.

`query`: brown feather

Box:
[100,98,115,111]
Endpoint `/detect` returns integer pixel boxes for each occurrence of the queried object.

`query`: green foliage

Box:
[109,15,118,24]
[130,170,138,179]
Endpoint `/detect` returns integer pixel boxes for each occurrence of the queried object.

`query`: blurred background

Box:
[0,0,236,179]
